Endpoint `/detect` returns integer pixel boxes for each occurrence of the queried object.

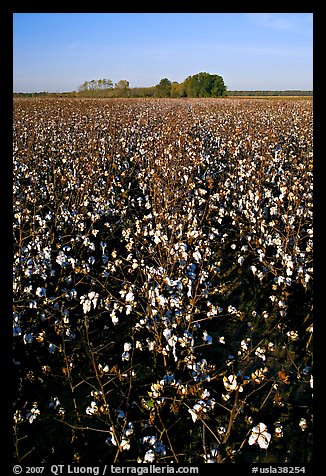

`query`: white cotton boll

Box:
[163,328,172,340]
[299,418,307,431]
[228,305,237,314]
[255,347,266,361]
[249,423,271,449]
[68,288,77,300]
[248,433,257,446]
[250,265,257,275]
[106,428,118,446]
[144,449,155,463]
[82,299,91,314]
[125,422,134,436]
[274,276,285,285]
[56,251,68,267]
[23,333,33,344]
[147,340,155,351]
[223,375,238,392]
[117,410,126,420]
[274,423,284,438]
[62,312,69,324]
[88,291,99,309]
[136,340,143,350]
[49,343,58,353]
[142,435,157,445]
[257,431,271,449]
[49,397,60,409]
[198,188,207,196]
[167,335,177,348]
[86,402,98,415]
[193,403,203,413]
[111,311,119,325]
[124,342,132,352]
[193,250,202,263]
[188,408,198,423]
[287,330,299,341]
[201,389,210,399]
[122,351,130,361]
[100,241,107,253]
[119,438,130,451]
[36,287,46,297]
[240,339,249,352]
[203,331,213,344]
[125,291,134,303]
[26,404,40,424]
[156,295,166,306]
[125,305,133,315]
[13,323,22,337]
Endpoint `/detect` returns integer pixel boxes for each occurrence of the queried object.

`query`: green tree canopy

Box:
[155,78,172,97]
[183,72,227,97]
[76,73,226,98]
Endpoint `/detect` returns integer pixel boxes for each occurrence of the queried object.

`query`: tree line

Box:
[227,90,313,97]
[75,72,227,98]
[13,72,313,98]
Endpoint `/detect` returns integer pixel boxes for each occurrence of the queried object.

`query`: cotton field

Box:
[13,97,313,464]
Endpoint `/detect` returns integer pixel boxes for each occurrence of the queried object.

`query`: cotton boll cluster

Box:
[137,436,167,463]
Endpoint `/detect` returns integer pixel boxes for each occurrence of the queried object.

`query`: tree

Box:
[114,80,130,97]
[182,72,227,97]
[170,81,186,98]
[104,79,113,89]
[78,80,89,92]
[211,75,227,97]
[183,74,200,97]
[89,79,97,90]
[155,78,172,97]
[115,80,130,90]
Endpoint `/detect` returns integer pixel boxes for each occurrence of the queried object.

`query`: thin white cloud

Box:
[245,13,312,33]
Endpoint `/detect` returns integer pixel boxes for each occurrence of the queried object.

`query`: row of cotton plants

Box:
[13,97,313,465]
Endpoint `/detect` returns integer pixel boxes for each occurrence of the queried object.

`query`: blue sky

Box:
[13,13,313,92]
